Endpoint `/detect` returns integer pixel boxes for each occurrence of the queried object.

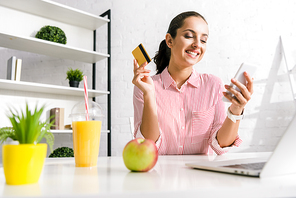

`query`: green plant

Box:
[0,127,17,143]
[35,25,67,44]
[49,147,74,158]
[0,103,55,152]
[66,68,84,82]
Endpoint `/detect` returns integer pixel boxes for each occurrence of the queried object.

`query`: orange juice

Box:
[72,120,101,167]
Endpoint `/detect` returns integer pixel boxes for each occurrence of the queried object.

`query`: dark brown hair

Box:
[154,11,207,74]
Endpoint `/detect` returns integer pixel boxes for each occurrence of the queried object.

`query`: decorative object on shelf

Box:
[6,56,22,81]
[15,58,22,81]
[50,108,65,130]
[6,56,16,80]
[64,124,72,129]
[1,103,54,185]
[35,25,67,44]
[66,68,84,88]
[49,147,74,158]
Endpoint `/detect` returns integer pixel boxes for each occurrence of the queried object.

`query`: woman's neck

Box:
[167,63,193,89]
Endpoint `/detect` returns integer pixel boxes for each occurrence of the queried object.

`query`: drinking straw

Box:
[83,76,89,121]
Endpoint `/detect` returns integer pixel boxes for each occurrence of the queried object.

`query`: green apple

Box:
[122,138,158,172]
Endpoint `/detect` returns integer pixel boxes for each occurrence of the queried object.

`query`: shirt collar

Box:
[161,67,174,89]
[161,67,200,89]
[187,69,199,88]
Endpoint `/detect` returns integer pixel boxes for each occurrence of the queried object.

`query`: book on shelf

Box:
[6,56,16,80]
[15,59,22,81]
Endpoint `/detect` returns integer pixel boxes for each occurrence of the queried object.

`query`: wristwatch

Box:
[227,107,244,123]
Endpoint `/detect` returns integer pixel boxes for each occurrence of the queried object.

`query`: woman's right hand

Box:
[132,59,155,96]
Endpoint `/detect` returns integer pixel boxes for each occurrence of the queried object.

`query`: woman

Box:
[132,11,253,155]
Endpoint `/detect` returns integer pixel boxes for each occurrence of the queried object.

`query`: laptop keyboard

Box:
[223,162,266,170]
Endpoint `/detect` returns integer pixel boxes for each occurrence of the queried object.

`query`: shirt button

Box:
[181,126,185,129]
[180,108,184,111]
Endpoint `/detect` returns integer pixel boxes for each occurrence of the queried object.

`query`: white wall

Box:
[1,0,296,156]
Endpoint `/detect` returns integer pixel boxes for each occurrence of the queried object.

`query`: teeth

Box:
[186,51,198,56]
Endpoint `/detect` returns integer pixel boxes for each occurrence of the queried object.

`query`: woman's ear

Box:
[165,33,173,48]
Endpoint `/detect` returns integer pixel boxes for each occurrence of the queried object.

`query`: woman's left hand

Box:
[223,71,254,115]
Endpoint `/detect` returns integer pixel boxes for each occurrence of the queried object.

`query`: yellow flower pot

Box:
[2,143,47,185]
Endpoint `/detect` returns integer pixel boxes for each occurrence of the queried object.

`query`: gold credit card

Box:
[132,43,151,66]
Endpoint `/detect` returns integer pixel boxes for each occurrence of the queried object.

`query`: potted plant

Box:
[0,103,54,185]
[66,68,84,88]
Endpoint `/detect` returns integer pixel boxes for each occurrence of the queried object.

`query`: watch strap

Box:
[227,107,244,123]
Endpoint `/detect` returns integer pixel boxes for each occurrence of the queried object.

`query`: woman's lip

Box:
[185,50,200,57]
[186,49,199,53]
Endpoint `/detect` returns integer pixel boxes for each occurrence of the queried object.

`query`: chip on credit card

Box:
[132,43,151,66]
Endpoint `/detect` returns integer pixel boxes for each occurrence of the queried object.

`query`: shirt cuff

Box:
[210,131,243,155]
[135,126,162,149]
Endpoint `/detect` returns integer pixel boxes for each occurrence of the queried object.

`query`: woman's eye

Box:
[185,35,193,39]
[201,40,207,43]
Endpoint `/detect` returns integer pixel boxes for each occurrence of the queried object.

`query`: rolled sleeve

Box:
[210,130,243,155]
[134,125,162,149]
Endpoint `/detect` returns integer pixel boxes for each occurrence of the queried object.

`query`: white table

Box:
[0,152,295,198]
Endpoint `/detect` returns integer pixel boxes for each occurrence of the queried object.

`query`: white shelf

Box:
[0,79,109,97]
[0,32,109,63]
[0,1,111,153]
[50,130,110,133]
[0,0,109,30]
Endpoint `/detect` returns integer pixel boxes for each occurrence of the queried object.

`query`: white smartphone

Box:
[222,63,257,102]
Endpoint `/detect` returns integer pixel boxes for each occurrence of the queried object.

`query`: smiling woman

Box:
[132,11,254,155]
[154,12,208,75]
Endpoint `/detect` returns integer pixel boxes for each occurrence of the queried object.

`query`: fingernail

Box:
[231,78,236,82]
[225,85,229,89]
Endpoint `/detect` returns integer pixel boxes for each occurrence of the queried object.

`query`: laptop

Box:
[185,112,296,178]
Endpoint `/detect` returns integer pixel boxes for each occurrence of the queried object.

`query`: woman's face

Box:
[167,16,209,68]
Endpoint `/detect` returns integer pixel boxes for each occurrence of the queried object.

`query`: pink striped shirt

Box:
[133,67,242,155]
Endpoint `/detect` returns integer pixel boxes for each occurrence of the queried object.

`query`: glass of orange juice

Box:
[70,101,103,167]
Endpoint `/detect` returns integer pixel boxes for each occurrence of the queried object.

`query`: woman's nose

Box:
[192,39,201,48]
